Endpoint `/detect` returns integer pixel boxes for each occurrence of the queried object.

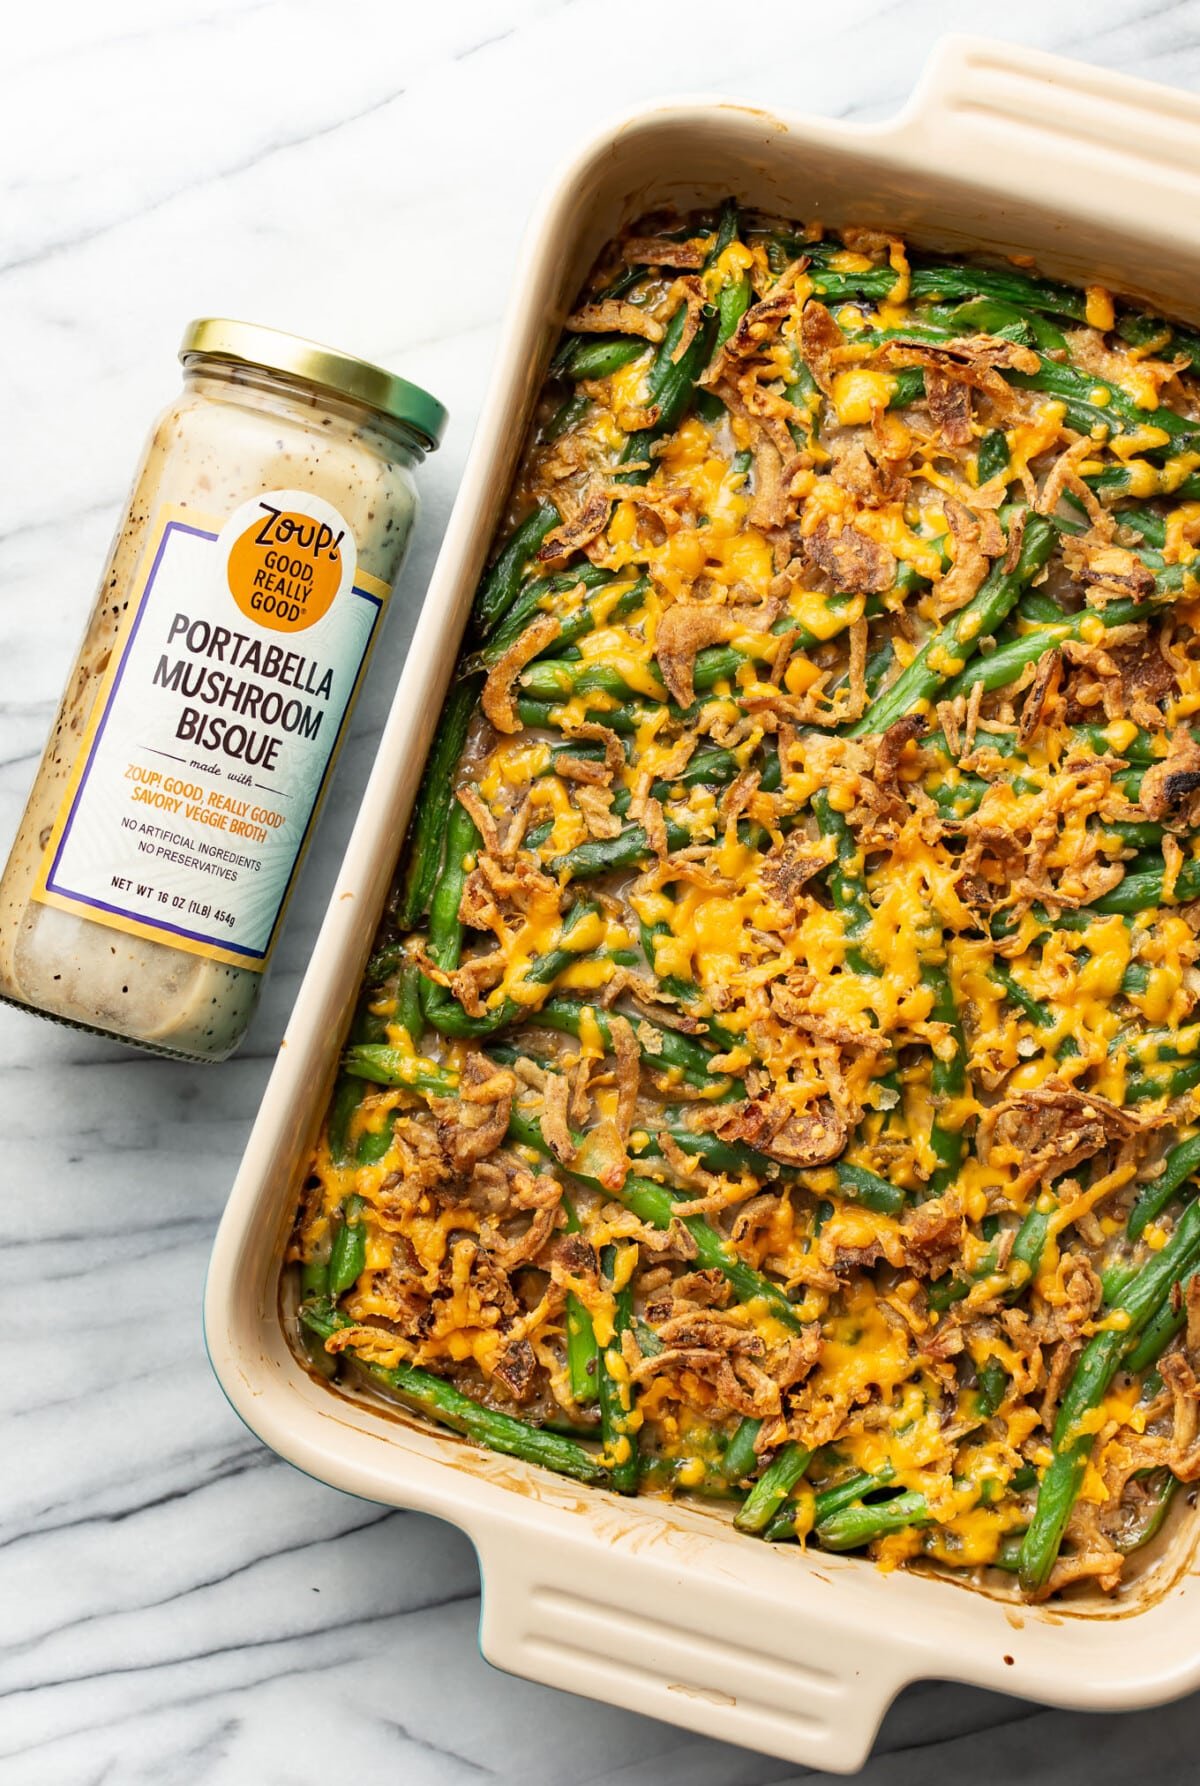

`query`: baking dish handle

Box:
[897,34,1200,209]
[474,1520,904,1772]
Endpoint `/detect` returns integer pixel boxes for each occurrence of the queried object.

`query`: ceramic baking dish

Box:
[205,36,1200,1771]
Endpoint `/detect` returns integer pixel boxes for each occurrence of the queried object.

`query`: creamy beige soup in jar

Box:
[0,320,445,1060]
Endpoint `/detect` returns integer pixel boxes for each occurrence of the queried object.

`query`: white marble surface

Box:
[5,1,1200,1779]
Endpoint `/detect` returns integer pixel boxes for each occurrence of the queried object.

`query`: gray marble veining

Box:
[5,0,1200,1779]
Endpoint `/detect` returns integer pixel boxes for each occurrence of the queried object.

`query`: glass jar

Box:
[0,319,445,1060]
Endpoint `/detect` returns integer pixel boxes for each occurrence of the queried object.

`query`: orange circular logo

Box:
[226,505,346,633]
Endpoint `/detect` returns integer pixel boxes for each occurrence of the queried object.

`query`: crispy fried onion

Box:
[933,498,1001,617]
[482,613,561,732]
[537,487,612,562]
[798,300,852,395]
[565,299,665,342]
[986,1084,1143,1191]
[430,1052,515,1170]
[803,513,895,594]
[880,332,1039,425]
[623,235,706,269]
[477,1155,565,1269]
[709,1093,847,1167]
[629,1300,822,1419]
[1140,726,1200,828]
[654,594,781,706]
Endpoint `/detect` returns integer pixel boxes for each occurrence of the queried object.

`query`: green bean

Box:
[888,366,928,410]
[542,389,591,443]
[910,261,1089,321]
[520,612,834,706]
[1101,1265,1137,1305]
[1123,1022,1200,1070]
[1113,507,1167,549]
[426,900,603,1037]
[563,1195,600,1405]
[783,354,819,445]
[558,335,648,382]
[762,1463,898,1542]
[327,1065,369,1169]
[354,1122,396,1166]
[396,676,483,931]
[636,913,712,1018]
[1116,313,1200,375]
[637,1455,737,1498]
[1116,1471,1180,1554]
[300,1304,607,1484]
[802,249,1200,380]
[926,1264,987,1314]
[989,961,1052,1028]
[516,697,645,736]
[1018,585,1070,624]
[616,300,717,486]
[548,265,645,376]
[394,960,424,1046]
[1007,1193,1056,1295]
[812,789,876,974]
[343,1046,461,1100]
[977,1356,1008,1418]
[855,311,1200,448]
[870,313,1198,446]
[1019,1196,1200,1594]
[473,504,561,639]
[1123,1261,1200,1373]
[717,266,753,351]
[735,1444,813,1533]
[1009,355,1200,447]
[696,285,752,428]
[721,1417,762,1486]
[968,298,1067,353]
[558,799,780,883]
[1088,464,1200,505]
[1124,1061,1200,1105]
[919,295,1061,353]
[414,799,479,1030]
[1102,819,1165,852]
[564,1300,596,1407]
[1094,855,1200,917]
[939,586,1174,706]
[327,967,395,1167]
[617,202,756,478]
[925,957,967,1198]
[598,1242,639,1492]
[328,1195,367,1297]
[300,1257,330,1302]
[532,996,732,1090]
[1075,722,1187,766]
[977,428,1010,485]
[817,1488,933,1550]
[550,816,693,881]
[633,1125,907,1215]
[804,261,1072,316]
[364,939,405,985]
[482,564,619,664]
[849,513,1056,735]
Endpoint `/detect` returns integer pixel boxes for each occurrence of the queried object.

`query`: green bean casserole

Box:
[291,207,1200,1601]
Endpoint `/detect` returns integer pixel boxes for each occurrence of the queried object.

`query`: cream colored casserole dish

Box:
[205,38,1200,1771]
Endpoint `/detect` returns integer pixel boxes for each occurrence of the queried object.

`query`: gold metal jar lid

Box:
[179,317,447,451]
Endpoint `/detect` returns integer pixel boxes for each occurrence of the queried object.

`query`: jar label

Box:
[32,494,389,971]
